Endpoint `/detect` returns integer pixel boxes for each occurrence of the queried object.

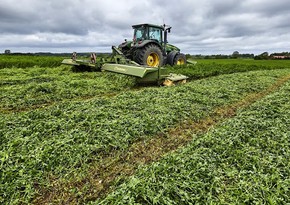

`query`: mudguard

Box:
[166,51,179,66]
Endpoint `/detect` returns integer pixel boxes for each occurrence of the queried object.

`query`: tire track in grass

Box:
[0,69,137,113]
[0,91,122,114]
[0,84,157,114]
[34,74,290,205]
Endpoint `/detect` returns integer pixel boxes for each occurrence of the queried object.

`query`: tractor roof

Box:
[132,23,164,30]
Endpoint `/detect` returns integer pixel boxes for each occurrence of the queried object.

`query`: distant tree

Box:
[185,54,192,59]
[232,51,240,58]
[214,54,229,59]
[4,49,11,54]
[192,54,203,59]
[254,52,269,60]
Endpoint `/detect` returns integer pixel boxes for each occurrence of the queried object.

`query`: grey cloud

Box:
[0,0,290,54]
[0,0,106,35]
[242,0,290,17]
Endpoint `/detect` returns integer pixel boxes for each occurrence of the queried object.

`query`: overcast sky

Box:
[1,0,290,54]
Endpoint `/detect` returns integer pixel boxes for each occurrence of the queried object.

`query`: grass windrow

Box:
[95,80,290,204]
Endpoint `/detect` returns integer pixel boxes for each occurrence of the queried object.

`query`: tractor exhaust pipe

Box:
[163,24,171,55]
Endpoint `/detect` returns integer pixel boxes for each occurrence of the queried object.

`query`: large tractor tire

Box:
[134,44,164,67]
[173,53,187,65]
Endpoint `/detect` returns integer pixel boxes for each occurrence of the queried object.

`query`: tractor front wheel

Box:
[134,44,164,67]
[174,53,187,65]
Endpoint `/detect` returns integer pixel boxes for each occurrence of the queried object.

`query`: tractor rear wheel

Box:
[174,53,187,65]
[134,44,163,67]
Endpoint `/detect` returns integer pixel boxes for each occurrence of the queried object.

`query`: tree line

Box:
[189,51,290,60]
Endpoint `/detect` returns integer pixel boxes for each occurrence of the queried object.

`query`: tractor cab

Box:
[133,24,163,44]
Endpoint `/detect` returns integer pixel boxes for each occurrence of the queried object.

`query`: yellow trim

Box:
[176,58,185,65]
[147,53,160,67]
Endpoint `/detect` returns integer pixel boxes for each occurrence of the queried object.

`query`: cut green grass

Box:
[0,68,289,204]
[95,77,290,205]
[0,66,136,111]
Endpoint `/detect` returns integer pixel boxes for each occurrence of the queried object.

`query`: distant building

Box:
[272,55,290,59]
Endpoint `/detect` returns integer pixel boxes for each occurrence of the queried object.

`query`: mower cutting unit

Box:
[62,23,196,85]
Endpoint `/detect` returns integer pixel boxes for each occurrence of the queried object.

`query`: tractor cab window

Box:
[134,27,148,41]
[149,27,162,43]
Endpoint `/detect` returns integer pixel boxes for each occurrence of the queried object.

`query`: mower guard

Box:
[101,63,158,78]
[61,59,96,67]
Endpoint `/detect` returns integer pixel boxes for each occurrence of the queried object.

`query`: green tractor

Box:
[61,23,195,85]
[118,23,187,67]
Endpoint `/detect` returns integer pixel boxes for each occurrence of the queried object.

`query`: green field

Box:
[0,55,64,69]
[0,56,289,204]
